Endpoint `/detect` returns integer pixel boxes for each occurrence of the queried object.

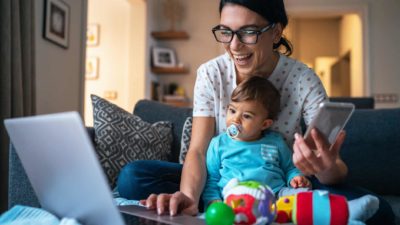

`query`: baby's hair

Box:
[231,76,280,120]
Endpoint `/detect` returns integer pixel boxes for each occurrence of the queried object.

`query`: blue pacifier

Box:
[227,124,242,139]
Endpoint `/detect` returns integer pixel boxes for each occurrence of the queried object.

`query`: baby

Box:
[202,76,379,223]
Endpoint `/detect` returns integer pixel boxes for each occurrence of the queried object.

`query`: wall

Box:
[285,0,400,108]
[314,57,338,95]
[340,14,363,96]
[127,0,146,111]
[35,0,87,115]
[286,16,362,97]
[85,0,146,125]
[146,0,221,102]
[288,18,340,68]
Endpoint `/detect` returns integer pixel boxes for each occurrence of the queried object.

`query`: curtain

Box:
[0,0,36,212]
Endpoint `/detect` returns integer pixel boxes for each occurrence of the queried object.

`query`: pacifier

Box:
[227,124,242,139]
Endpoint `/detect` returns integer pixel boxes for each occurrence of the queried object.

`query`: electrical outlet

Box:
[373,93,399,103]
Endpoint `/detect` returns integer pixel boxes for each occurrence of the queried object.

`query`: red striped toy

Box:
[292,191,349,225]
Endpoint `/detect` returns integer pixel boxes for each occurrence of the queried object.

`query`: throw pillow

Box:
[179,117,192,164]
[91,95,173,188]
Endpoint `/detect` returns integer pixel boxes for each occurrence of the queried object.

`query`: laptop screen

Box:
[4,112,125,225]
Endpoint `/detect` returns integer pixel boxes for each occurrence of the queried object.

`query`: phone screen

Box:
[304,102,355,147]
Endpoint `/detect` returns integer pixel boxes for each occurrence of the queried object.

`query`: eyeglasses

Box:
[212,23,275,45]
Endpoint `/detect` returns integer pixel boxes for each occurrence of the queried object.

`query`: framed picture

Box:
[87,24,100,47]
[152,47,176,68]
[43,0,70,48]
[85,57,99,80]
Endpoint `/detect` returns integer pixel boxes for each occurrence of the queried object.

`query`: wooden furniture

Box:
[151,66,188,75]
[151,30,190,75]
[151,31,189,40]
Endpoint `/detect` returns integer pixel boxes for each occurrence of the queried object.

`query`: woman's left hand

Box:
[292,129,347,183]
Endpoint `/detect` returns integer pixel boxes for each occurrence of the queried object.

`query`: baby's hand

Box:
[290,176,312,189]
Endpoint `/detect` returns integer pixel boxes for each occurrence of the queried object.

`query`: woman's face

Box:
[220,4,280,78]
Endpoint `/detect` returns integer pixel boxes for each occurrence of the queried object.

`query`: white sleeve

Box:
[193,64,216,117]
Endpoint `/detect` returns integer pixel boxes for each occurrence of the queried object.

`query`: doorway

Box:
[84,0,146,126]
[285,3,369,97]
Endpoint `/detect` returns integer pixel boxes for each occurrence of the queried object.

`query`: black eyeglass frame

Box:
[212,23,275,45]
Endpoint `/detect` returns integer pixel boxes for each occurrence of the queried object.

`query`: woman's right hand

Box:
[139,117,215,216]
[140,191,198,216]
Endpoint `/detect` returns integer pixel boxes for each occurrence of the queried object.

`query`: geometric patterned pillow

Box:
[91,95,173,188]
[179,117,192,164]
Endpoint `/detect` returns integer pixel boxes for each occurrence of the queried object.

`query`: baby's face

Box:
[226,100,272,141]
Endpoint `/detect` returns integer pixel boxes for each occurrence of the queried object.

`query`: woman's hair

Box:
[231,76,281,120]
[219,0,293,56]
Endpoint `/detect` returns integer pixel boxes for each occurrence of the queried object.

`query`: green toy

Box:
[205,202,235,225]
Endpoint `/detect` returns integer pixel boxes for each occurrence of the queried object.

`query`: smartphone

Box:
[304,102,355,148]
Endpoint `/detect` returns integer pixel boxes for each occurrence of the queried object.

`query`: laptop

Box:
[4,112,205,225]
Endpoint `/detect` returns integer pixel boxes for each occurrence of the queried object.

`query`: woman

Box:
[117,0,394,223]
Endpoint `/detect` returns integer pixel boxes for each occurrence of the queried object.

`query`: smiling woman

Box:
[116,1,395,224]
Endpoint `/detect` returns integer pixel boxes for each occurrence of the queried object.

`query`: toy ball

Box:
[222,178,276,225]
[205,201,235,225]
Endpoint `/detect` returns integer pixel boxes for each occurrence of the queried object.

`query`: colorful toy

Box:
[293,191,349,225]
[274,191,349,225]
[275,195,295,223]
[222,178,276,225]
[205,201,235,225]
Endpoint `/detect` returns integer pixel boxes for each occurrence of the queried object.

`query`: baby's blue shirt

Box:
[203,131,302,205]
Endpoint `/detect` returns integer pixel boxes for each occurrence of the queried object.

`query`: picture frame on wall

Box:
[43,0,70,48]
[152,47,176,68]
[87,24,100,47]
[85,57,99,80]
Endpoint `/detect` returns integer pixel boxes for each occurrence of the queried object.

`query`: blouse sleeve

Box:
[300,69,328,126]
[193,64,216,117]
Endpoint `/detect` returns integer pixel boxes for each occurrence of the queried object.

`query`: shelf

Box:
[151,67,189,74]
[151,31,189,40]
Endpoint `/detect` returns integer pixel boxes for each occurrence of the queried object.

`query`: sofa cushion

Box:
[179,117,192,164]
[91,95,173,188]
[340,108,400,195]
[133,100,193,163]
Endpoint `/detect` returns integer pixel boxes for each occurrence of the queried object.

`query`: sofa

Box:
[8,100,400,224]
